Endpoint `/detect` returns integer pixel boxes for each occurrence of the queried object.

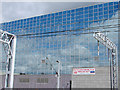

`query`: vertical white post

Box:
[57,61,60,89]
[9,36,16,88]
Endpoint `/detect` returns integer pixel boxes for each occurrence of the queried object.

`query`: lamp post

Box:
[42,57,61,89]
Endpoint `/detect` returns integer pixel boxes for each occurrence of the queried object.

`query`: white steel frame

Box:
[0,29,16,88]
[93,32,118,90]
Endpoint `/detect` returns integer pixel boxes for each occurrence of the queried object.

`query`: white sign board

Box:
[73,68,95,75]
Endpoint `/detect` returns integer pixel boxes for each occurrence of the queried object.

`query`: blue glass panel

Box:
[76,8,80,12]
[71,20,74,23]
[67,18,70,21]
[67,25,70,30]
[67,20,70,24]
[114,9,118,12]
[33,17,36,19]
[63,15,66,18]
[47,18,50,21]
[51,13,54,17]
[104,11,108,15]
[80,19,83,22]
[59,12,62,15]
[94,9,98,12]
[55,13,58,16]
[99,16,103,20]
[94,5,98,8]
[63,11,66,14]
[99,4,103,8]
[89,10,93,14]
[67,10,70,14]
[104,7,108,11]
[99,8,103,12]
[55,17,58,19]
[76,19,80,23]
[89,13,93,17]
[109,10,113,14]
[62,25,66,30]
[109,2,113,6]
[85,7,88,10]
[48,14,51,17]
[85,10,88,14]
[109,14,113,18]
[99,12,103,16]
[114,2,118,5]
[67,14,70,17]
[85,18,88,22]
[71,9,75,13]
[89,6,93,10]
[41,16,43,18]
[71,24,74,29]
[79,8,83,11]
[71,17,74,20]
[104,3,108,7]
[94,16,98,20]
[85,14,88,18]
[94,13,98,16]
[114,5,118,9]
[59,16,62,19]
[104,15,108,19]
[71,13,74,17]
[80,15,83,18]
[79,11,83,15]
[76,12,79,16]
[109,6,113,10]
[85,22,88,27]
[63,18,66,22]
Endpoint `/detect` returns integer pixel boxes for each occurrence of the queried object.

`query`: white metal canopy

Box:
[93,32,118,89]
[0,29,16,88]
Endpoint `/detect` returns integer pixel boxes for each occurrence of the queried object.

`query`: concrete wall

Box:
[0,74,71,88]
[0,67,115,88]
[72,67,111,88]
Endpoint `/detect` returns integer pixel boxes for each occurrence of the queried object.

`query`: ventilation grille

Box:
[37,78,48,83]
[19,78,29,83]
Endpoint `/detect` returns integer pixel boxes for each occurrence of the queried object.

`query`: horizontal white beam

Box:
[93,32,116,50]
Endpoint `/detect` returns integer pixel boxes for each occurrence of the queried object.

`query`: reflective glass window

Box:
[89,6,93,10]
[114,5,118,9]
[94,5,98,8]
[59,12,62,15]
[79,8,83,12]
[109,6,113,10]
[104,11,108,15]
[79,11,83,15]
[71,9,75,13]
[99,4,103,8]
[109,2,113,6]
[94,16,98,20]
[114,2,118,5]
[99,8,103,12]
[94,13,98,16]
[85,10,88,14]
[104,7,108,11]
[94,9,98,12]
[109,10,113,14]
[85,7,88,10]
[104,3,108,7]
[99,16,103,20]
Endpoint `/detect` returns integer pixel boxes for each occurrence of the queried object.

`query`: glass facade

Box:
[0,1,119,75]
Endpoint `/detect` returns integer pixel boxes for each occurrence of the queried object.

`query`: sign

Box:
[73,68,95,75]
